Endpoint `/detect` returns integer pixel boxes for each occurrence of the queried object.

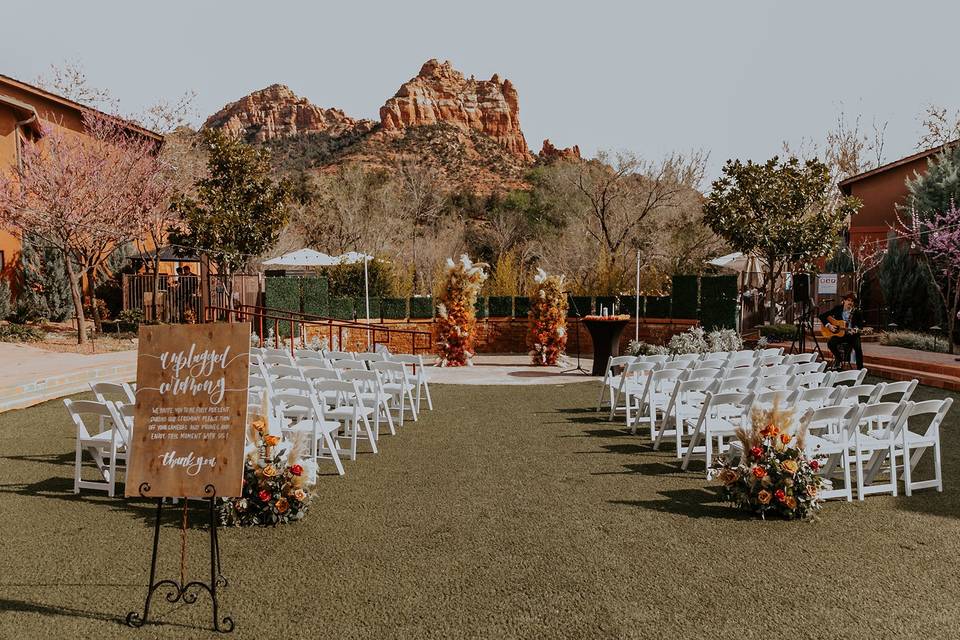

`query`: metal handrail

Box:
[204,304,432,356]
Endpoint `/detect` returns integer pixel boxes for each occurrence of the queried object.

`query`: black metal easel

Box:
[789,298,824,361]
[126,483,234,633]
[561,293,589,375]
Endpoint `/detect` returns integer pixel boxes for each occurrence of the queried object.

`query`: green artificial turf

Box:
[2,381,960,639]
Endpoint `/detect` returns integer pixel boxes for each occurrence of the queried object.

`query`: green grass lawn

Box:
[2,380,960,639]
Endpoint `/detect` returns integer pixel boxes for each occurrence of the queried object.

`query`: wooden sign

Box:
[125,322,250,498]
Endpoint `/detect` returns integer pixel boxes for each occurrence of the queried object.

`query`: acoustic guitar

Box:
[820,318,872,339]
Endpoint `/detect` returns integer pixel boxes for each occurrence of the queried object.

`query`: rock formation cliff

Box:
[379,59,530,158]
[203,84,373,144]
[539,139,581,162]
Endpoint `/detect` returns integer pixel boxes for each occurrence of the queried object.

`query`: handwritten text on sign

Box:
[125,323,250,498]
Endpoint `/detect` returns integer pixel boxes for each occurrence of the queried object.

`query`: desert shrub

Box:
[880,330,951,354]
[0,279,11,320]
[758,324,797,341]
[0,323,44,342]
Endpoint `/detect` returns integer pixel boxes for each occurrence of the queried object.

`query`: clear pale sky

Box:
[4,1,958,180]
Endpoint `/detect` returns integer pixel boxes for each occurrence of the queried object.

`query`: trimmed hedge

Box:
[700,275,738,330]
[301,277,329,317]
[381,297,408,320]
[353,297,380,319]
[671,275,699,320]
[568,296,592,317]
[759,324,797,341]
[328,297,355,320]
[644,296,671,319]
[514,296,531,318]
[488,296,513,317]
[410,296,433,319]
[474,296,487,319]
[265,277,301,338]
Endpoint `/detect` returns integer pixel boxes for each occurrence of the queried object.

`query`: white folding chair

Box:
[877,380,918,405]
[756,354,786,367]
[65,399,129,497]
[262,352,296,367]
[323,349,355,362]
[875,398,953,495]
[840,383,886,408]
[757,364,796,378]
[713,375,757,394]
[314,379,379,460]
[830,369,868,386]
[850,402,903,499]
[371,361,419,426]
[598,355,635,413]
[801,404,862,501]
[749,388,799,411]
[793,372,831,390]
[636,368,684,439]
[725,352,756,369]
[90,381,136,405]
[613,361,658,424]
[681,391,750,477]
[263,364,305,383]
[756,347,784,358]
[792,361,827,376]
[753,374,797,393]
[272,389,345,476]
[354,352,386,367]
[796,385,846,413]
[340,369,395,437]
[784,352,817,365]
[388,353,433,412]
[683,367,723,383]
[655,377,714,457]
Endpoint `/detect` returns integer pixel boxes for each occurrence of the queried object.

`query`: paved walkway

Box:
[423,354,597,385]
[0,343,136,412]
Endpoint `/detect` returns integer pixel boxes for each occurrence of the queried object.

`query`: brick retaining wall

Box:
[304,317,697,355]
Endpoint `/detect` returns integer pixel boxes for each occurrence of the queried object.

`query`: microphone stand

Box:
[561,292,589,375]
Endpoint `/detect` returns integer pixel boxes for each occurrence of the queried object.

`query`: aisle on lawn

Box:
[2,381,960,639]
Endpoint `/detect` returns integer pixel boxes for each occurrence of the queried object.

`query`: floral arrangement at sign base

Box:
[529,268,569,366]
[711,400,826,520]
[217,408,317,527]
[435,254,488,367]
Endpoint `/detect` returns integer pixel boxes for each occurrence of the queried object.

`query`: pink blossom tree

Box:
[0,112,170,344]
[902,201,960,353]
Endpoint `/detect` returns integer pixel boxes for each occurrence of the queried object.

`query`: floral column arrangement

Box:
[529,268,569,366]
[436,254,488,366]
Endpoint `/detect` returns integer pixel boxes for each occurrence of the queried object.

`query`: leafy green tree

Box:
[703,156,859,320]
[0,277,11,320]
[903,144,960,218]
[17,235,74,322]
[878,234,942,331]
[171,129,290,290]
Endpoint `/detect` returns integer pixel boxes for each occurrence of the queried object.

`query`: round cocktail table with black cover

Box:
[582,316,630,376]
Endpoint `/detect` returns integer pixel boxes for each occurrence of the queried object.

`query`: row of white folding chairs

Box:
[254,347,433,415]
[600,351,817,419]
[651,379,917,462]
[612,359,840,429]
[251,355,420,427]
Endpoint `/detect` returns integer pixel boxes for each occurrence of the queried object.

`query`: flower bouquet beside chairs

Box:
[711,401,826,520]
[217,411,317,527]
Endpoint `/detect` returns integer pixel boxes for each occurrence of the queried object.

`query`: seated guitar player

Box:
[818,292,864,370]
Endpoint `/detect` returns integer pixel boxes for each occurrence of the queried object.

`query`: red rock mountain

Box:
[203,84,374,143]
[379,59,529,158]
[539,139,581,162]
[203,60,577,192]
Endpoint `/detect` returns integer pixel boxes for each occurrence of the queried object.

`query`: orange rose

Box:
[757,490,772,505]
[275,497,289,514]
[784,496,797,510]
[263,435,281,447]
[292,488,307,501]
[781,459,799,475]
[805,484,818,498]
[263,464,278,477]
[717,468,740,486]
[780,433,791,445]
[251,417,266,433]
[751,466,767,479]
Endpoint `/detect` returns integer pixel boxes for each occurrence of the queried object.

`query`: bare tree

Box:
[918,104,960,150]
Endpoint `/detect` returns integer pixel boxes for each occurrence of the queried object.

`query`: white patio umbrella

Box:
[262,248,340,267]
